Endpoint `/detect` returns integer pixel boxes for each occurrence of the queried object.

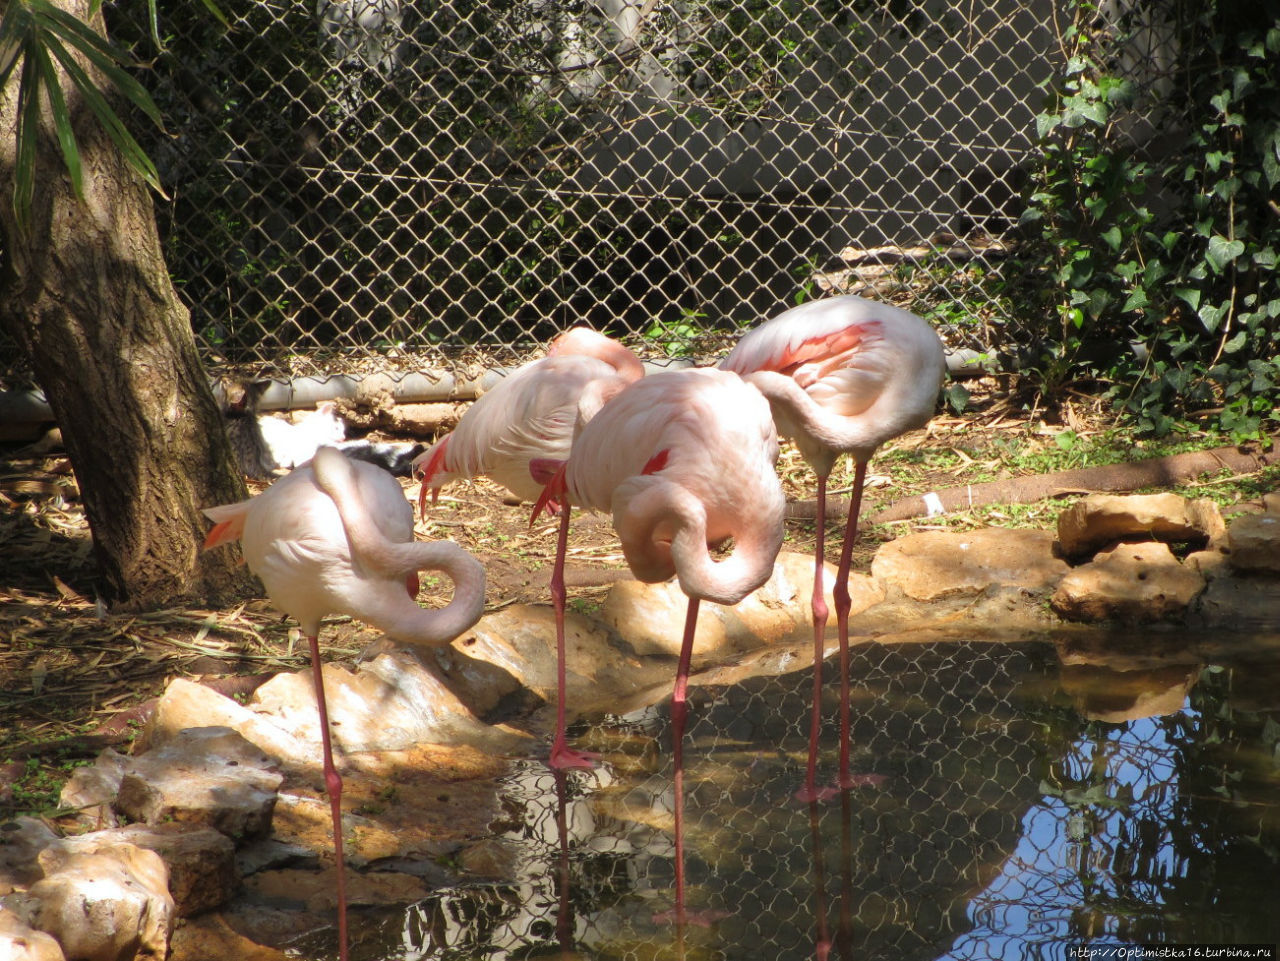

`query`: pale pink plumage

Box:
[535,367,785,928]
[720,294,945,801]
[412,327,643,509]
[203,446,486,961]
[544,368,785,604]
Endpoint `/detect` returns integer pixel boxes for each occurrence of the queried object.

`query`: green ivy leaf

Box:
[1198,302,1227,332]
[1122,289,1149,312]
[1223,331,1248,354]
[1205,235,1245,273]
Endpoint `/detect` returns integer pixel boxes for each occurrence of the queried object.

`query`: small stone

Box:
[1226,513,1280,574]
[58,749,129,831]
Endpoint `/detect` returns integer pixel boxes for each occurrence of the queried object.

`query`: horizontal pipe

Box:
[0,351,989,427]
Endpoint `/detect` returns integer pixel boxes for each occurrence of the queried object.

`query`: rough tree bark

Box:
[0,0,253,609]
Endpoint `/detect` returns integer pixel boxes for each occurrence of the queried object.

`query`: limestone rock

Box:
[58,749,129,831]
[0,908,65,961]
[599,551,868,663]
[1051,542,1205,623]
[250,650,518,754]
[145,678,308,764]
[115,727,282,841]
[1056,493,1224,559]
[1185,548,1230,579]
[1226,512,1280,573]
[29,837,174,961]
[442,605,657,711]
[107,824,239,917]
[169,913,289,961]
[0,818,58,895]
[1193,573,1280,630]
[599,578,729,660]
[871,528,1067,602]
[727,552,881,646]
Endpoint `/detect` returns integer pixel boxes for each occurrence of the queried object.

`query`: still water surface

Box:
[312,635,1280,960]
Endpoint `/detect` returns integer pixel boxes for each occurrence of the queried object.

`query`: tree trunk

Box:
[0,0,253,609]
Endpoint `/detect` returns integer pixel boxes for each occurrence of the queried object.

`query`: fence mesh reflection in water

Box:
[358,639,1280,960]
[384,641,1041,959]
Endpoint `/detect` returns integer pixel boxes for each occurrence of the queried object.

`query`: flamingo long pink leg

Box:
[671,595,701,934]
[833,461,867,789]
[548,502,599,770]
[798,474,838,803]
[306,635,349,961]
[807,798,832,961]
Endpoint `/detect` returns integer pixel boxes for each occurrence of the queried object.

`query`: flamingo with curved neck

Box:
[203,446,486,961]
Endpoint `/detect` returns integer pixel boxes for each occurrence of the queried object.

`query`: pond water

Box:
[303,635,1280,960]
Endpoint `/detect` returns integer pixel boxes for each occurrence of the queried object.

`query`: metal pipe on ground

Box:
[0,351,982,431]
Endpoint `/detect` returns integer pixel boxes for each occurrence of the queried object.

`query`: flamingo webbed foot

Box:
[549,742,600,771]
[839,771,888,790]
[793,783,841,804]
[651,907,731,928]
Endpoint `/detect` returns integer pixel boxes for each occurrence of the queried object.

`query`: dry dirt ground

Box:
[0,382,1114,815]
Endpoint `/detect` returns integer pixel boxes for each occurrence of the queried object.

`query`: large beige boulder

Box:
[249,650,518,754]
[597,551,877,663]
[872,528,1067,601]
[26,837,174,961]
[435,604,664,714]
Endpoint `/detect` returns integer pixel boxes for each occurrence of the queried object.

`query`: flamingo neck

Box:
[669,507,783,607]
[742,371,888,473]
[311,447,486,645]
[370,542,487,646]
[617,478,783,607]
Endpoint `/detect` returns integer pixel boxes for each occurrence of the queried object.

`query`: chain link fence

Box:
[0,0,1071,389]
[1,0,1185,390]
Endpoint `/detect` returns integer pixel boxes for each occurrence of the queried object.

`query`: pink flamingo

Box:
[532,367,785,925]
[413,327,644,512]
[719,295,945,801]
[202,446,486,961]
